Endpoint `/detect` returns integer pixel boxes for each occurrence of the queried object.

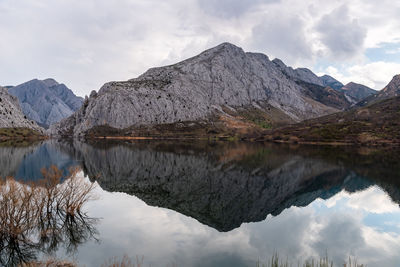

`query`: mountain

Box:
[380,74,400,97]
[0,86,44,135]
[341,82,377,103]
[9,79,84,128]
[272,60,351,110]
[295,81,351,110]
[51,42,349,138]
[272,59,325,86]
[320,75,344,90]
[0,86,42,130]
[357,75,399,107]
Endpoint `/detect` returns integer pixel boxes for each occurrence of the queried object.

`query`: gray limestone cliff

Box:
[272,58,325,87]
[0,86,43,132]
[9,79,83,128]
[51,43,340,137]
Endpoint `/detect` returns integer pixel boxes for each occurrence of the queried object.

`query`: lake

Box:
[1,140,400,267]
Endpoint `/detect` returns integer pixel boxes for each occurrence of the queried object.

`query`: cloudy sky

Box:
[0,0,399,97]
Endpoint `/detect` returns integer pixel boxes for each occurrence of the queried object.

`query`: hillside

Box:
[358,74,400,107]
[9,79,83,128]
[51,43,353,138]
[263,95,400,145]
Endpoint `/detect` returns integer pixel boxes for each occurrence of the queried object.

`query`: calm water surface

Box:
[1,140,400,267]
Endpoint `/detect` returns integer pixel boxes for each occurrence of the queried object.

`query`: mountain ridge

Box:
[9,79,83,128]
[51,42,349,138]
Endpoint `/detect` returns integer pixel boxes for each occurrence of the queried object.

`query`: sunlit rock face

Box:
[8,79,83,128]
[51,43,341,137]
[379,74,400,98]
[0,87,43,131]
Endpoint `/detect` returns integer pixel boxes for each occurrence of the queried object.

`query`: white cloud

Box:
[315,5,367,60]
[324,62,400,89]
[0,0,399,96]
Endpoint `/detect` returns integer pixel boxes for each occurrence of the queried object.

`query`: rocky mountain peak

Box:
[52,43,344,137]
[340,82,377,104]
[42,78,59,87]
[9,79,83,128]
[320,75,344,90]
[382,74,400,96]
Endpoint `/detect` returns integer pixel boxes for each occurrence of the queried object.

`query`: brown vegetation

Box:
[263,96,400,146]
[0,127,46,141]
[0,166,97,266]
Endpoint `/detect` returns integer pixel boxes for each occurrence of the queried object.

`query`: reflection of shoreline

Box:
[71,140,383,231]
[1,139,400,232]
[0,167,98,266]
[0,139,81,181]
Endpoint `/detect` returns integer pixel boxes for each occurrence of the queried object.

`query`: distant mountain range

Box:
[8,79,83,128]
[319,75,377,103]
[50,42,378,138]
[264,75,400,145]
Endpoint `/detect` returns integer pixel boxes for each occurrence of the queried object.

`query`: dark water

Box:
[1,140,400,266]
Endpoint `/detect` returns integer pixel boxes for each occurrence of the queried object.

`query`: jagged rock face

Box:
[52,43,338,137]
[320,75,344,90]
[0,86,43,131]
[341,82,377,103]
[380,74,400,98]
[272,59,325,87]
[9,79,83,128]
[357,75,400,107]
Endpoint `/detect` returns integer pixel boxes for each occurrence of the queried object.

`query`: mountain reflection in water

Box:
[0,140,399,266]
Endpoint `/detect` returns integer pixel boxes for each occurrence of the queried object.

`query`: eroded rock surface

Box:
[0,86,43,132]
[51,43,340,137]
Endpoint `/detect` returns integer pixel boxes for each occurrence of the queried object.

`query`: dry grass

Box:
[101,255,144,267]
[257,254,365,267]
[19,258,77,267]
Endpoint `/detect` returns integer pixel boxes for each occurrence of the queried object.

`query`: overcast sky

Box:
[0,0,399,97]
